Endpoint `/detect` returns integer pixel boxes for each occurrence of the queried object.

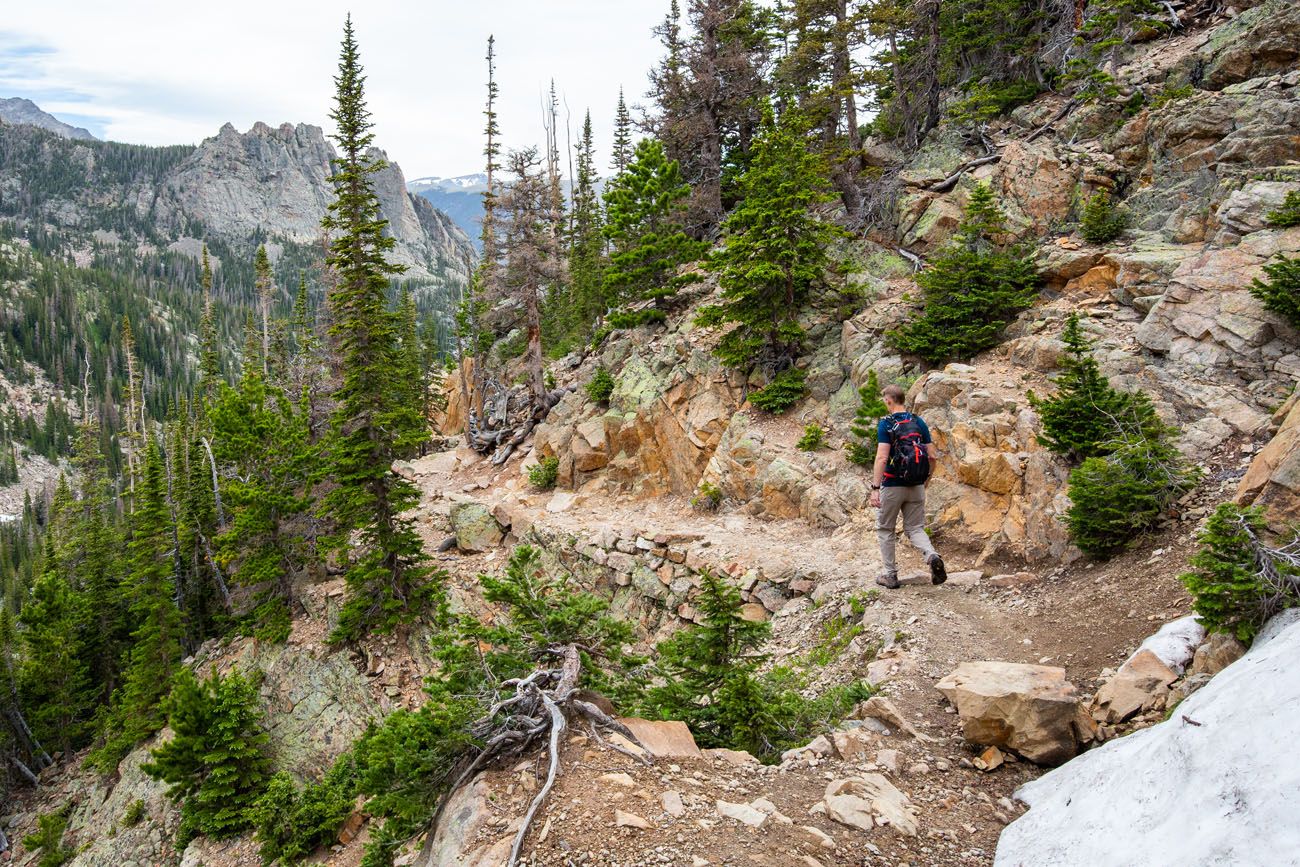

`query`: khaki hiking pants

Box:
[877,484,936,575]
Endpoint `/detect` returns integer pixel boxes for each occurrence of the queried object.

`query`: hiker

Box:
[869,383,946,589]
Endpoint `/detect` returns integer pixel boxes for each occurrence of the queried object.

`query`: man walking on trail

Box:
[870,384,946,589]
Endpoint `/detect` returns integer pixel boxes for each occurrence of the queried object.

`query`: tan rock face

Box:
[1091,649,1178,724]
[936,661,1085,765]
[616,718,702,758]
[1238,393,1300,527]
[1190,633,1248,678]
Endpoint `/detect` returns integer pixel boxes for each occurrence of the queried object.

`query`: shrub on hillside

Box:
[584,365,615,404]
[691,480,723,512]
[1180,503,1300,643]
[749,367,807,414]
[22,810,73,867]
[1063,401,1198,557]
[1080,191,1128,244]
[797,423,826,451]
[1249,254,1300,329]
[142,668,271,847]
[253,757,359,866]
[642,571,869,760]
[1267,191,1300,228]
[528,455,560,490]
[888,183,1039,364]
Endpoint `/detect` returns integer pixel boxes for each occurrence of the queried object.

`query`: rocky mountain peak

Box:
[0,96,97,140]
[153,120,474,281]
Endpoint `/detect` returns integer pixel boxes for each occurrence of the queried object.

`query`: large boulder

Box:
[821,775,918,836]
[1238,392,1300,527]
[450,502,505,553]
[936,661,1090,765]
[995,613,1300,867]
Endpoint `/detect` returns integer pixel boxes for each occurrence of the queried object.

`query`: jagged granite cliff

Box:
[0,118,474,284]
[154,121,473,280]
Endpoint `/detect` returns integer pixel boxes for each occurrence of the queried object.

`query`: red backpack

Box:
[884,413,930,486]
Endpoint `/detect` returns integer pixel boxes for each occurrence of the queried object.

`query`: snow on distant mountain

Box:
[408,174,487,249]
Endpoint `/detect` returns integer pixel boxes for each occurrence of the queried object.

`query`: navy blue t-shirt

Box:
[876,412,931,488]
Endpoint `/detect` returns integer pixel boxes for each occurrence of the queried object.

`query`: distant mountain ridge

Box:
[0,96,97,140]
[408,173,488,250]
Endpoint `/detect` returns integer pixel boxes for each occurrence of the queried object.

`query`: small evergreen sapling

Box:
[1080,191,1128,244]
[847,370,888,466]
[1028,313,1135,460]
[889,183,1039,364]
[584,366,615,405]
[143,667,271,846]
[1063,398,1198,557]
[1180,504,1300,643]
[528,455,560,490]
[1249,254,1300,330]
[797,423,826,451]
[691,480,723,512]
[253,756,359,865]
[22,809,73,867]
[1266,190,1300,228]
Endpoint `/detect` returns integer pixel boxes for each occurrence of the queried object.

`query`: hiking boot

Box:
[929,554,947,586]
[875,572,900,590]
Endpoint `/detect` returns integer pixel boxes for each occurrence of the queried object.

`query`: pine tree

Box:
[17,543,95,753]
[1180,504,1300,643]
[1267,191,1300,228]
[92,441,184,769]
[611,88,634,176]
[1080,191,1127,244]
[888,182,1039,363]
[120,315,143,501]
[846,369,888,465]
[776,0,867,213]
[644,571,778,755]
[254,245,275,375]
[321,18,439,642]
[1249,254,1300,330]
[696,106,844,369]
[210,370,315,642]
[601,138,705,327]
[500,147,563,409]
[1028,313,1134,460]
[395,289,428,458]
[144,667,271,845]
[557,110,607,349]
[198,246,222,402]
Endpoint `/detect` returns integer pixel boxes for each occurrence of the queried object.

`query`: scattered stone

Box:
[850,696,938,742]
[936,661,1087,765]
[798,824,837,850]
[716,799,768,828]
[660,790,685,818]
[705,747,761,766]
[973,745,1005,772]
[876,748,901,774]
[1189,632,1247,677]
[599,772,636,788]
[822,774,918,836]
[988,571,1038,588]
[615,809,653,830]
[617,718,702,758]
[1092,650,1179,724]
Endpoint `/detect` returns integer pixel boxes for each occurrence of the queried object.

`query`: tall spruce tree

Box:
[611,88,634,176]
[696,106,844,369]
[255,245,275,376]
[17,543,95,753]
[601,138,705,327]
[321,18,437,642]
[210,370,315,642]
[554,110,606,348]
[198,246,222,402]
[846,369,888,465]
[92,441,184,769]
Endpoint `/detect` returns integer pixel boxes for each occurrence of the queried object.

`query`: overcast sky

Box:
[0,1,667,179]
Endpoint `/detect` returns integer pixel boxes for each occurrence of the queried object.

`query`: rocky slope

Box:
[4,2,1300,866]
[0,98,97,140]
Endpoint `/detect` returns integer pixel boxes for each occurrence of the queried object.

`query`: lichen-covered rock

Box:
[451,502,505,552]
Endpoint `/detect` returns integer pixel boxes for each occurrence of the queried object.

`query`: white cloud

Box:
[0,1,666,178]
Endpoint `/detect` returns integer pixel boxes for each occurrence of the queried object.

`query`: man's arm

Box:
[870,443,890,507]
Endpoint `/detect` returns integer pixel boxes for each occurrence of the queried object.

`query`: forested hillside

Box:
[2,1,1299,866]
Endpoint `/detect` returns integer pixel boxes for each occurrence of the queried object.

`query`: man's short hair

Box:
[881,384,906,405]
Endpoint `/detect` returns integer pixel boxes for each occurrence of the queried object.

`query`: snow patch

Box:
[995,614,1300,867]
